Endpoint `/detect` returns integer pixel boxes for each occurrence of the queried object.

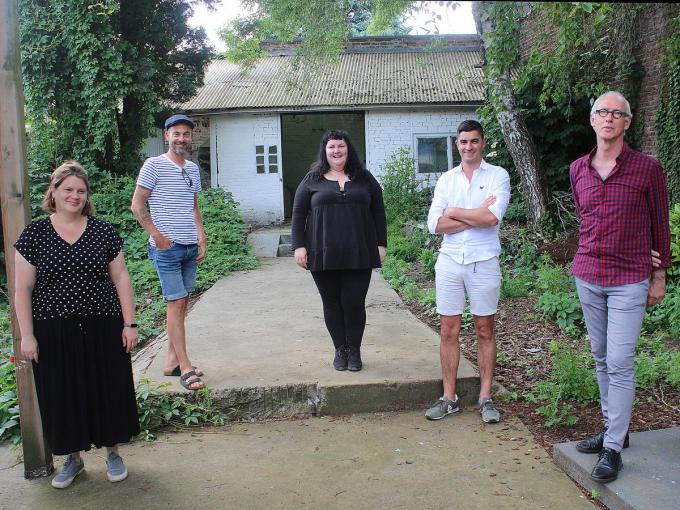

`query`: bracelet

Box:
[123,322,138,328]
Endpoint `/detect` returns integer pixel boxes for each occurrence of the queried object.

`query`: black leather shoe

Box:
[576,427,629,453]
[347,347,363,372]
[591,447,622,483]
[333,347,348,371]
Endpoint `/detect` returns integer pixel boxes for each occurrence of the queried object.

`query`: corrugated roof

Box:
[179,49,485,112]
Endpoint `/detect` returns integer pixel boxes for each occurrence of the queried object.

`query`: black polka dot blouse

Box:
[14,217,124,320]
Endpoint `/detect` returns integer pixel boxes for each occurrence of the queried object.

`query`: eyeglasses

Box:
[181,167,193,188]
[594,108,631,119]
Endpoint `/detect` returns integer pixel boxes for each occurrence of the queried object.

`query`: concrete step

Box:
[155,376,481,420]
[279,233,292,244]
[277,243,293,257]
[134,259,481,420]
[553,427,680,509]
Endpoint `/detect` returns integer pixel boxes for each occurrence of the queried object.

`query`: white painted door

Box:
[213,114,283,224]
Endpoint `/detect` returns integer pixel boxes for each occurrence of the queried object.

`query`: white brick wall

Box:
[201,107,479,225]
[211,113,283,224]
[365,108,478,184]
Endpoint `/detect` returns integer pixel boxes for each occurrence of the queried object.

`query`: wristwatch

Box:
[123,322,138,328]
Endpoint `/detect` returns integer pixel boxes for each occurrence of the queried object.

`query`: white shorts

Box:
[435,255,501,316]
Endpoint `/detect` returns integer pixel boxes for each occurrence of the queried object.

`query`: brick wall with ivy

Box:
[517,2,680,158]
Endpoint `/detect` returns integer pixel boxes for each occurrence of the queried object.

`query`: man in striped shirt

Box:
[570,91,671,483]
[131,114,207,391]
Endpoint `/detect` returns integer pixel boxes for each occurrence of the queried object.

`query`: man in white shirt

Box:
[425,120,511,423]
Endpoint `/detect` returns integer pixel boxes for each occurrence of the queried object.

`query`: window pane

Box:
[417,137,448,173]
[269,165,278,173]
[256,145,264,154]
[268,145,277,154]
[256,155,264,165]
[451,136,461,166]
[268,155,277,164]
[256,165,265,174]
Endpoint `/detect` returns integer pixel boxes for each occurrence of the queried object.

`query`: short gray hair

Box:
[591,91,632,117]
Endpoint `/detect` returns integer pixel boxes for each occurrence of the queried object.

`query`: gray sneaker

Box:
[106,452,128,482]
[479,397,501,423]
[425,396,460,420]
[51,455,84,489]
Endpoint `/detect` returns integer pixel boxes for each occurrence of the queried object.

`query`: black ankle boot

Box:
[576,427,630,454]
[591,447,622,483]
[347,347,362,371]
[333,347,348,371]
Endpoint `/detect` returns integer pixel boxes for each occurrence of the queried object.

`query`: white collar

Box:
[453,159,488,175]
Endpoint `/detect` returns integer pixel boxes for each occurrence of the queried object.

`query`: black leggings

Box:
[311,269,373,349]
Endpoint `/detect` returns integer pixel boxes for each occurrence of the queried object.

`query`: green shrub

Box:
[534,380,579,427]
[417,288,438,318]
[500,229,541,278]
[535,257,573,294]
[0,304,19,444]
[548,340,599,402]
[135,379,236,440]
[635,352,664,387]
[666,352,680,391]
[644,281,680,338]
[379,146,430,223]
[501,274,532,298]
[670,202,680,277]
[380,256,412,290]
[419,248,437,279]
[387,223,425,263]
[536,291,583,335]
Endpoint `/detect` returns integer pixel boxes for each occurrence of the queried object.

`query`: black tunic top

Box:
[291,170,388,271]
[14,217,124,320]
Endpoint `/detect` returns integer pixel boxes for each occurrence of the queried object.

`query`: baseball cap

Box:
[164,114,195,131]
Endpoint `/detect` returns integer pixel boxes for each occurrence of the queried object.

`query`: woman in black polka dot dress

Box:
[14,161,140,488]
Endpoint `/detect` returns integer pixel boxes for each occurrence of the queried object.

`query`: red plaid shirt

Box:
[570,144,671,286]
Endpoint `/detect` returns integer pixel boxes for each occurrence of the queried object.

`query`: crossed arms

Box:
[434,195,499,234]
[427,170,511,235]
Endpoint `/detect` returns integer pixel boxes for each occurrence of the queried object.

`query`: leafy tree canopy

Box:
[19,0,214,180]
[219,0,429,69]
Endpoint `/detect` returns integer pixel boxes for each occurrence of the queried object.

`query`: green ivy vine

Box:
[656,14,680,203]
[478,2,648,198]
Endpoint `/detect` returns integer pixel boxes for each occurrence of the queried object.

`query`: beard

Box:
[170,142,189,156]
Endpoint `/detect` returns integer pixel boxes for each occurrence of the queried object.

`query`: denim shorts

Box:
[148,243,198,301]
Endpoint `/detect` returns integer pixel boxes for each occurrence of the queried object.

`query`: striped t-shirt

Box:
[136,154,202,247]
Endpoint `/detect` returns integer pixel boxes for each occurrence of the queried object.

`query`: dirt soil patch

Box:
[404,267,680,455]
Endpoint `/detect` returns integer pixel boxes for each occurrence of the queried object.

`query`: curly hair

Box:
[310,129,367,181]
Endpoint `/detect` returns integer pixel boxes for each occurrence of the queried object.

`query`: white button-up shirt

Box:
[427,160,511,264]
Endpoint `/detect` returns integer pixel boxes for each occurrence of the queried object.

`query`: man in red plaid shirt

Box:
[570,91,671,483]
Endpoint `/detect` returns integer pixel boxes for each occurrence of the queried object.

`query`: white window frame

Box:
[255,144,279,174]
[413,133,460,175]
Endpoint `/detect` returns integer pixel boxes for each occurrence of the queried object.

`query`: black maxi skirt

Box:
[32,315,140,455]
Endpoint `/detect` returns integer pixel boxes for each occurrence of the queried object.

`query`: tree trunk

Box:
[472,1,552,232]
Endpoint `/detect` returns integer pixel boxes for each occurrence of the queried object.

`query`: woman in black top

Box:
[14,162,139,489]
[292,130,387,371]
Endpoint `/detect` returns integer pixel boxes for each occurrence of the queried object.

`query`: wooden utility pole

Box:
[0,0,53,478]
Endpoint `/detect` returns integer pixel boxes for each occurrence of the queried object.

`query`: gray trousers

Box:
[575,277,649,452]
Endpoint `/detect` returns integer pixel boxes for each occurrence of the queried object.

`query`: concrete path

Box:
[133,258,480,416]
[0,411,593,510]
